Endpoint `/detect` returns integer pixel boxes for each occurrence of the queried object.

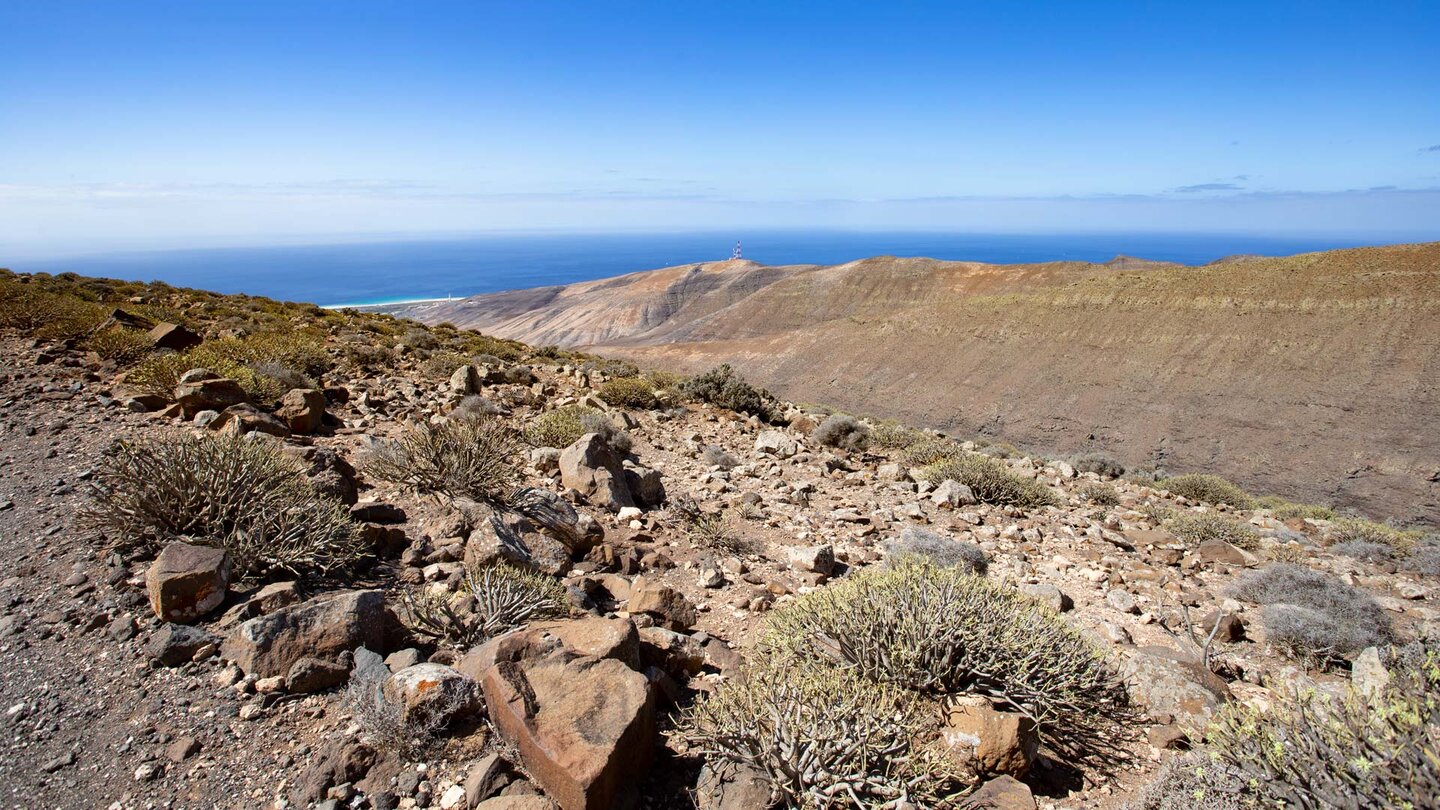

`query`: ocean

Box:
[11,230,1415,307]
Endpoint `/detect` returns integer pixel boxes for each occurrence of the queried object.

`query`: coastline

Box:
[322,296,455,310]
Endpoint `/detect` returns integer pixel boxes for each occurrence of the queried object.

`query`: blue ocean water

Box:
[12,230,1415,307]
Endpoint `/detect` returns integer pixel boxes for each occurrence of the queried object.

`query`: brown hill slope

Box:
[387,242,1440,525]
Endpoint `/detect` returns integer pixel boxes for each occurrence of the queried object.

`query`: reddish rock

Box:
[174,376,246,417]
[482,653,654,810]
[222,589,399,677]
[147,322,202,351]
[277,388,326,434]
[145,542,231,623]
[627,577,696,630]
[941,696,1039,777]
[967,775,1036,810]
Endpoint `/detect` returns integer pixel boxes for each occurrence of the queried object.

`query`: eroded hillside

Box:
[389,243,1440,527]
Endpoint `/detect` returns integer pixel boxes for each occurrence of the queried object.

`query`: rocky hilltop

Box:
[1,268,1437,809]
[385,242,1440,528]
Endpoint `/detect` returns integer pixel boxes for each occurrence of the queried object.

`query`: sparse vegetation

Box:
[343,663,470,759]
[918,454,1059,508]
[810,413,870,451]
[364,416,523,506]
[867,420,923,450]
[679,363,775,420]
[1251,495,1336,521]
[395,561,568,648]
[1228,563,1393,663]
[672,497,756,556]
[1157,473,1252,508]
[83,433,363,580]
[128,332,331,402]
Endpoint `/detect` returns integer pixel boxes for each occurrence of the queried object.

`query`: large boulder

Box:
[145,542,231,623]
[622,466,666,509]
[174,375,247,417]
[482,652,654,810]
[457,617,642,681]
[221,589,400,677]
[450,365,482,396]
[148,322,202,351]
[1120,646,1231,734]
[560,434,635,513]
[277,388,327,434]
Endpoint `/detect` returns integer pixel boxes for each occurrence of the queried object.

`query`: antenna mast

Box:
[731,240,742,260]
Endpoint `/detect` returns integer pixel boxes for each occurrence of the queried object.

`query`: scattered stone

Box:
[560,433,636,512]
[1121,646,1231,734]
[785,544,835,575]
[1021,583,1073,612]
[627,577,697,630]
[940,696,1039,777]
[147,623,220,667]
[278,388,327,433]
[967,775,1037,810]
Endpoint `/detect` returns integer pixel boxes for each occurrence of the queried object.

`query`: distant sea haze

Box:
[14,231,1418,307]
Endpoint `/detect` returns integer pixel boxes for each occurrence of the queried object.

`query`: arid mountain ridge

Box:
[384,242,1440,526]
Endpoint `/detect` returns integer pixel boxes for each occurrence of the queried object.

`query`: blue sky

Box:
[2,1,1438,255]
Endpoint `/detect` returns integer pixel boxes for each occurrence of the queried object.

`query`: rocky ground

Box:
[0,297,1436,810]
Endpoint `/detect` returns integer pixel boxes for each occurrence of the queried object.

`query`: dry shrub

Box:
[343,663,470,759]
[1126,752,1260,810]
[883,526,988,574]
[364,417,522,507]
[918,454,1059,509]
[700,445,738,470]
[1228,563,1393,663]
[1167,511,1259,550]
[1157,473,1252,508]
[672,497,757,556]
[395,561,569,648]
[598,377,659,409]
[83,433,363,580]
[811,414,871,451]
[1251,495,1336,521]
[762,560,1133,767]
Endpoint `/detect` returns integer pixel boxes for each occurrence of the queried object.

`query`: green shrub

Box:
[763,560,1133,766]
[1251,495,1336,521]
[598,377,659,409]
[1227,563,1393,663]
[83,433,363,580]
[679,364,775,420]
[85,327,154,365]
[918,454,1059,508]
[395,561,569,648]
[364,417,523,506]
[1078,482,1121,506]
[128,332,331,401]
[901,437,964,466]
[1201,649,1440,809]
[524,405,598,449]
[1157,473,1251,507]
[868,421,924,450]
[810,413,870,451]
[1167,511,1259,550]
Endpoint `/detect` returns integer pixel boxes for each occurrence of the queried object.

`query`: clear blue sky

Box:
[2,1,1438,255]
